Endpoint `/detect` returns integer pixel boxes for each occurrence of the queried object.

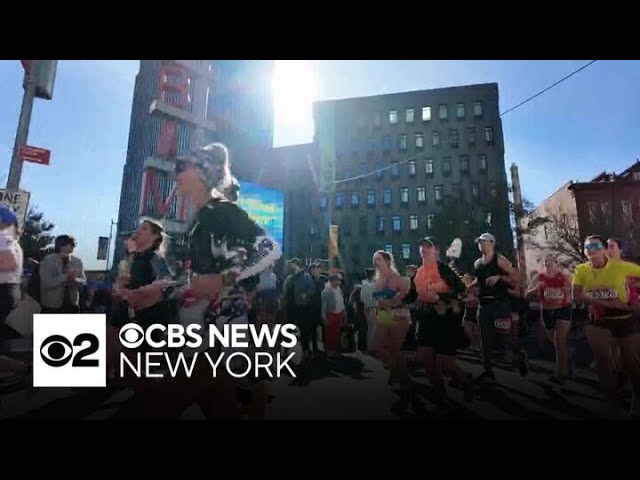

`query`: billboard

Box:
[238,181,284,249]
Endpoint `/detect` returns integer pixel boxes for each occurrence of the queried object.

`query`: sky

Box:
[1,60,639,270]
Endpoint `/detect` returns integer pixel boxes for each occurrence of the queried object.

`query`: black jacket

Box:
[405,261,465,305]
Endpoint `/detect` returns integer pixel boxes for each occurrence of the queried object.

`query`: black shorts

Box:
[415,306,462,356]
[542,306,572,330]
[509,295,529,317]
[588,316,640,339]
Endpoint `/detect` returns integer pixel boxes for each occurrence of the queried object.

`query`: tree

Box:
[20,207,55,262]
[524,210,587,268]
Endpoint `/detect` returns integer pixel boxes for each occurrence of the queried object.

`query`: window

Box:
[473,101,483,118]
[377,216,385,232]
[310,223,318,236]
[459,155,470,175]
[360,163,368,177]
[634,172,640,181]
[478,154,488,174]
[427,214,434,230]
[422,106,432,121]
[382,135,392,152]
[400,187,409,204]
[399,134,408,151]
[410,214,419,231]
[471,183,479,199]
[489,182,497,198]
[435,185,443,202]
[389,110,398,124]
[402,243,411,260]
[417,186,427,203]
[466,127,476,146]
[336,193,344,208]
[622,201,633,224]
[359,216,368,235]
[449,128,459,148]
[320,194,328,209]
[367,190,376,206]
[484,127,494,144]
[415,133,424,149]
[439,104,448,120]
[376,162,383,179]
[442,157,451,177]
[373,111,381,127]
[385,244,393,255]
[383,189,392,205]
[425,158,434,175]
[391,162,400,178]
[351,192,360,207]
[408,160,416,177]
[456,102,465,119]
[392,215,401,232]
[432,131,440,148]
[366,137,375,152]
[406,108,415,123]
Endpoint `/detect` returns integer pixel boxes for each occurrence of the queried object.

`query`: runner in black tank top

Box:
[473,233,517,383]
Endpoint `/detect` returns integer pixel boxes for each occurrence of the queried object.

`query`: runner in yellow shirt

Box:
[572,235,640,417]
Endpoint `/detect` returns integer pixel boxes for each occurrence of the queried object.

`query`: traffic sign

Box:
[19,145,50,165]
[0,189,31,226]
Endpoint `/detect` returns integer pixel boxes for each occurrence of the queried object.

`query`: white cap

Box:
[476,232,496,243]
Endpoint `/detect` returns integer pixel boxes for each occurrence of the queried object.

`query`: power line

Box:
[500,60,598,117]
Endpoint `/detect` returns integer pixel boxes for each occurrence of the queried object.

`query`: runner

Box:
[412,237,473,406]
[572,235,640,417]
[472,232,519,383]
[532,255,573,385]
[370,250,411,413]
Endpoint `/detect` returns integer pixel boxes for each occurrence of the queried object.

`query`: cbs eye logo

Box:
[119,323,145,349]
[40,333,100,368]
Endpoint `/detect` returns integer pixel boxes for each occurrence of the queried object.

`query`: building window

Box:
[367,190,376,207]
[417,186,427,203]
[622,201,633,224]
[373,111,381,127]
[351,192,360,207]
[310,223,318,236]
[400,187,409,204]
[376,162,383,179]
[425,158,434,175]
[435,185,443,202]
[442,158,451,177]
[366,137,375,153]
[406,108,415,123]
[408,160,416,177]
[410,214,419,231]
[489,182,497,198]
[391,162,400,178]
[382,135,392,152]
[427,214,434,230]
[402,243,411,260]
[484,127,494,144]
[383,189,392,205]
[439,104,448,120]
[392,215,401,232]
[473,101,483,118]
[360,163,368,178]
[432,131,440,148]
[466,127,476,146]
[422,106,431,121]
[399,134,408,151]
[389,110,398,124]
[460,155,470,175]
[478,154,488,174]
[359,216,368,235]
[377,216,385,232]
[385,244,393,255]
[449,129,459,148]
[320,194,328,209]
[336,193,344,208]
[471,183,479,199]
[415,133,424,149]
[456,102,465,119]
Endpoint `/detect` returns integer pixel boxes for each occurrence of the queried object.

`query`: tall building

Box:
[310,83,512,275]
[114,60,274,267]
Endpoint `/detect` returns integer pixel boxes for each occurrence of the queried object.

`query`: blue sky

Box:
[1,60,638,270]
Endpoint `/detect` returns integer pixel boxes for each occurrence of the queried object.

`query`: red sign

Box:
[19,145,51,166]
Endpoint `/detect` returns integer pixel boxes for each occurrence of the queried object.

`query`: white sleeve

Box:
[0,235,10,251]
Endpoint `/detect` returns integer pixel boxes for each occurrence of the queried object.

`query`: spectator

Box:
[322,273,346,358]
[0,206,23,353]
[39,235,86,314]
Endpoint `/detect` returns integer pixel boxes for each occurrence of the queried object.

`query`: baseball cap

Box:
[418,236,439,248]
[0,205,17,226]
[476,232,496,243]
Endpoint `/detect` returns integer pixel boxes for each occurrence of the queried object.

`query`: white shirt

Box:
[0,228,23,284]
[332,286,345,313]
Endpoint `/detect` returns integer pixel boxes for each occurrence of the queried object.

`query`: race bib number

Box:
[544,289,563,300]
[494,318,512,334]
[587,288,617,300]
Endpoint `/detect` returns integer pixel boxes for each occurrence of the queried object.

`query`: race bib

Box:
[544,288,563,300]
[587,288,617,300]
[494,318,512,334]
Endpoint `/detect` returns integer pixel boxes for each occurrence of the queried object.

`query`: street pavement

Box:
[1,346,635,420]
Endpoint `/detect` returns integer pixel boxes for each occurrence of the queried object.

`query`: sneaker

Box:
[518,351,529,377]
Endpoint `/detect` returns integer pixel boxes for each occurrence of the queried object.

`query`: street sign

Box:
[0,189,30,225]
[19,145,51,165]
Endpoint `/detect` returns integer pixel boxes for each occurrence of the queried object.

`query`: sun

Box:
[272,60,317,125]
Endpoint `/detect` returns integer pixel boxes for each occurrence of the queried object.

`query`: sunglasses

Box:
[584,242,604,251]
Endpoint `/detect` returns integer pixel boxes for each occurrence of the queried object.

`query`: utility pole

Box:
[7,63,38,190]
[510,163,527,275]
